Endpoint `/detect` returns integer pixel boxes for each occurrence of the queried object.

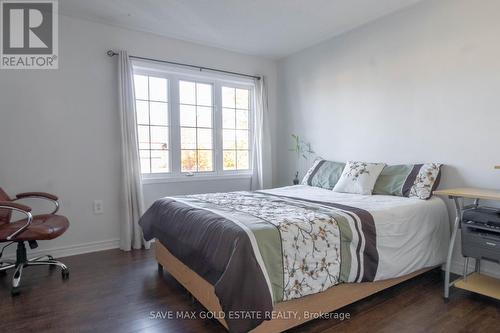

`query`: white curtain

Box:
[251,76,269,190]
[117,51,150,251]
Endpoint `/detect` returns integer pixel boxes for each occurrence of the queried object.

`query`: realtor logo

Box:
[1,0,58,69]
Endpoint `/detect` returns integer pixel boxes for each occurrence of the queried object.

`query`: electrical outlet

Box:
[93,200,103,215]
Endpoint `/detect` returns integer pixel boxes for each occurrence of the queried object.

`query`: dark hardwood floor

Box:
[1,246,499,333]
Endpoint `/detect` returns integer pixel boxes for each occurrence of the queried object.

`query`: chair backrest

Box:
[0,188,12,225]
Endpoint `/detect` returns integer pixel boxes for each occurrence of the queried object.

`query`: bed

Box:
[140,185,450,333]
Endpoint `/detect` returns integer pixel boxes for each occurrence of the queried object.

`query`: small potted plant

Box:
[289,134,314,185]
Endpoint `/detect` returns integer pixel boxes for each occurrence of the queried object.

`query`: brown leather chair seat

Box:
[0,214,69,242]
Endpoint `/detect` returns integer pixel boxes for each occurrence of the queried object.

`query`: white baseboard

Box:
[3,239,120,260]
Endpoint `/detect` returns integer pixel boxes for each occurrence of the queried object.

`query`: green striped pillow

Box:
[373,163,442,199]
[302,159,346,190]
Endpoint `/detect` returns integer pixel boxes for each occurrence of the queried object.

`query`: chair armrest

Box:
[0,201,33,240]
[16,192,58,201]
[14,192,59,214]
[0,201,32,212]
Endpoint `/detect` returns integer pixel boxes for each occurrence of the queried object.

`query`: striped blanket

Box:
[140,191,378,333]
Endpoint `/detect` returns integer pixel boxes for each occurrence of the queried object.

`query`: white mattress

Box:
[263,185,450,280]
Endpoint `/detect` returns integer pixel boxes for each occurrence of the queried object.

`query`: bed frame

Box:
[156,242,432,332]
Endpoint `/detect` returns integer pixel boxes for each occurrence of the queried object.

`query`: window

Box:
[134,74,169,173]
[179,81,214,172]
[133,65,254,180]
[222,87,250,170]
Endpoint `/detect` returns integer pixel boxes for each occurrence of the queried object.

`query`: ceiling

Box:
[60,0,423,59]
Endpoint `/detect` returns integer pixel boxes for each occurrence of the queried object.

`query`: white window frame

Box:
[133,60,255,184]
[133,69,172,175]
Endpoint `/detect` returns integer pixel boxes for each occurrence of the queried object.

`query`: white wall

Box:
[143,177,252,208]
[277,0,500,276]
[0,14,277,258]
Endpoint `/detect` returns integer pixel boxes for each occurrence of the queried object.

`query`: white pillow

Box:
[333,161,385,195]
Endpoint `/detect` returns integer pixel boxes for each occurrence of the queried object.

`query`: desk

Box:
[434,188,500,299]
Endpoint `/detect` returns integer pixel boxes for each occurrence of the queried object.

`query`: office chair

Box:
[0,187,69,295]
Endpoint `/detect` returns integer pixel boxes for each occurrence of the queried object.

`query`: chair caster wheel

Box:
[11,287,20,296]
[62,269,70,280]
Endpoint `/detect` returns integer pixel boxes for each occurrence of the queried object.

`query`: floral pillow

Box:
[333,161,385,195]
[373,163,443,199]
[408,163,442,200]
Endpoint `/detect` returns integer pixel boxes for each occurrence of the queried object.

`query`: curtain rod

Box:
[106,50,261,80]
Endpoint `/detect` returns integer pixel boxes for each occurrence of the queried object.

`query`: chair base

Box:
[0,242,69,295]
